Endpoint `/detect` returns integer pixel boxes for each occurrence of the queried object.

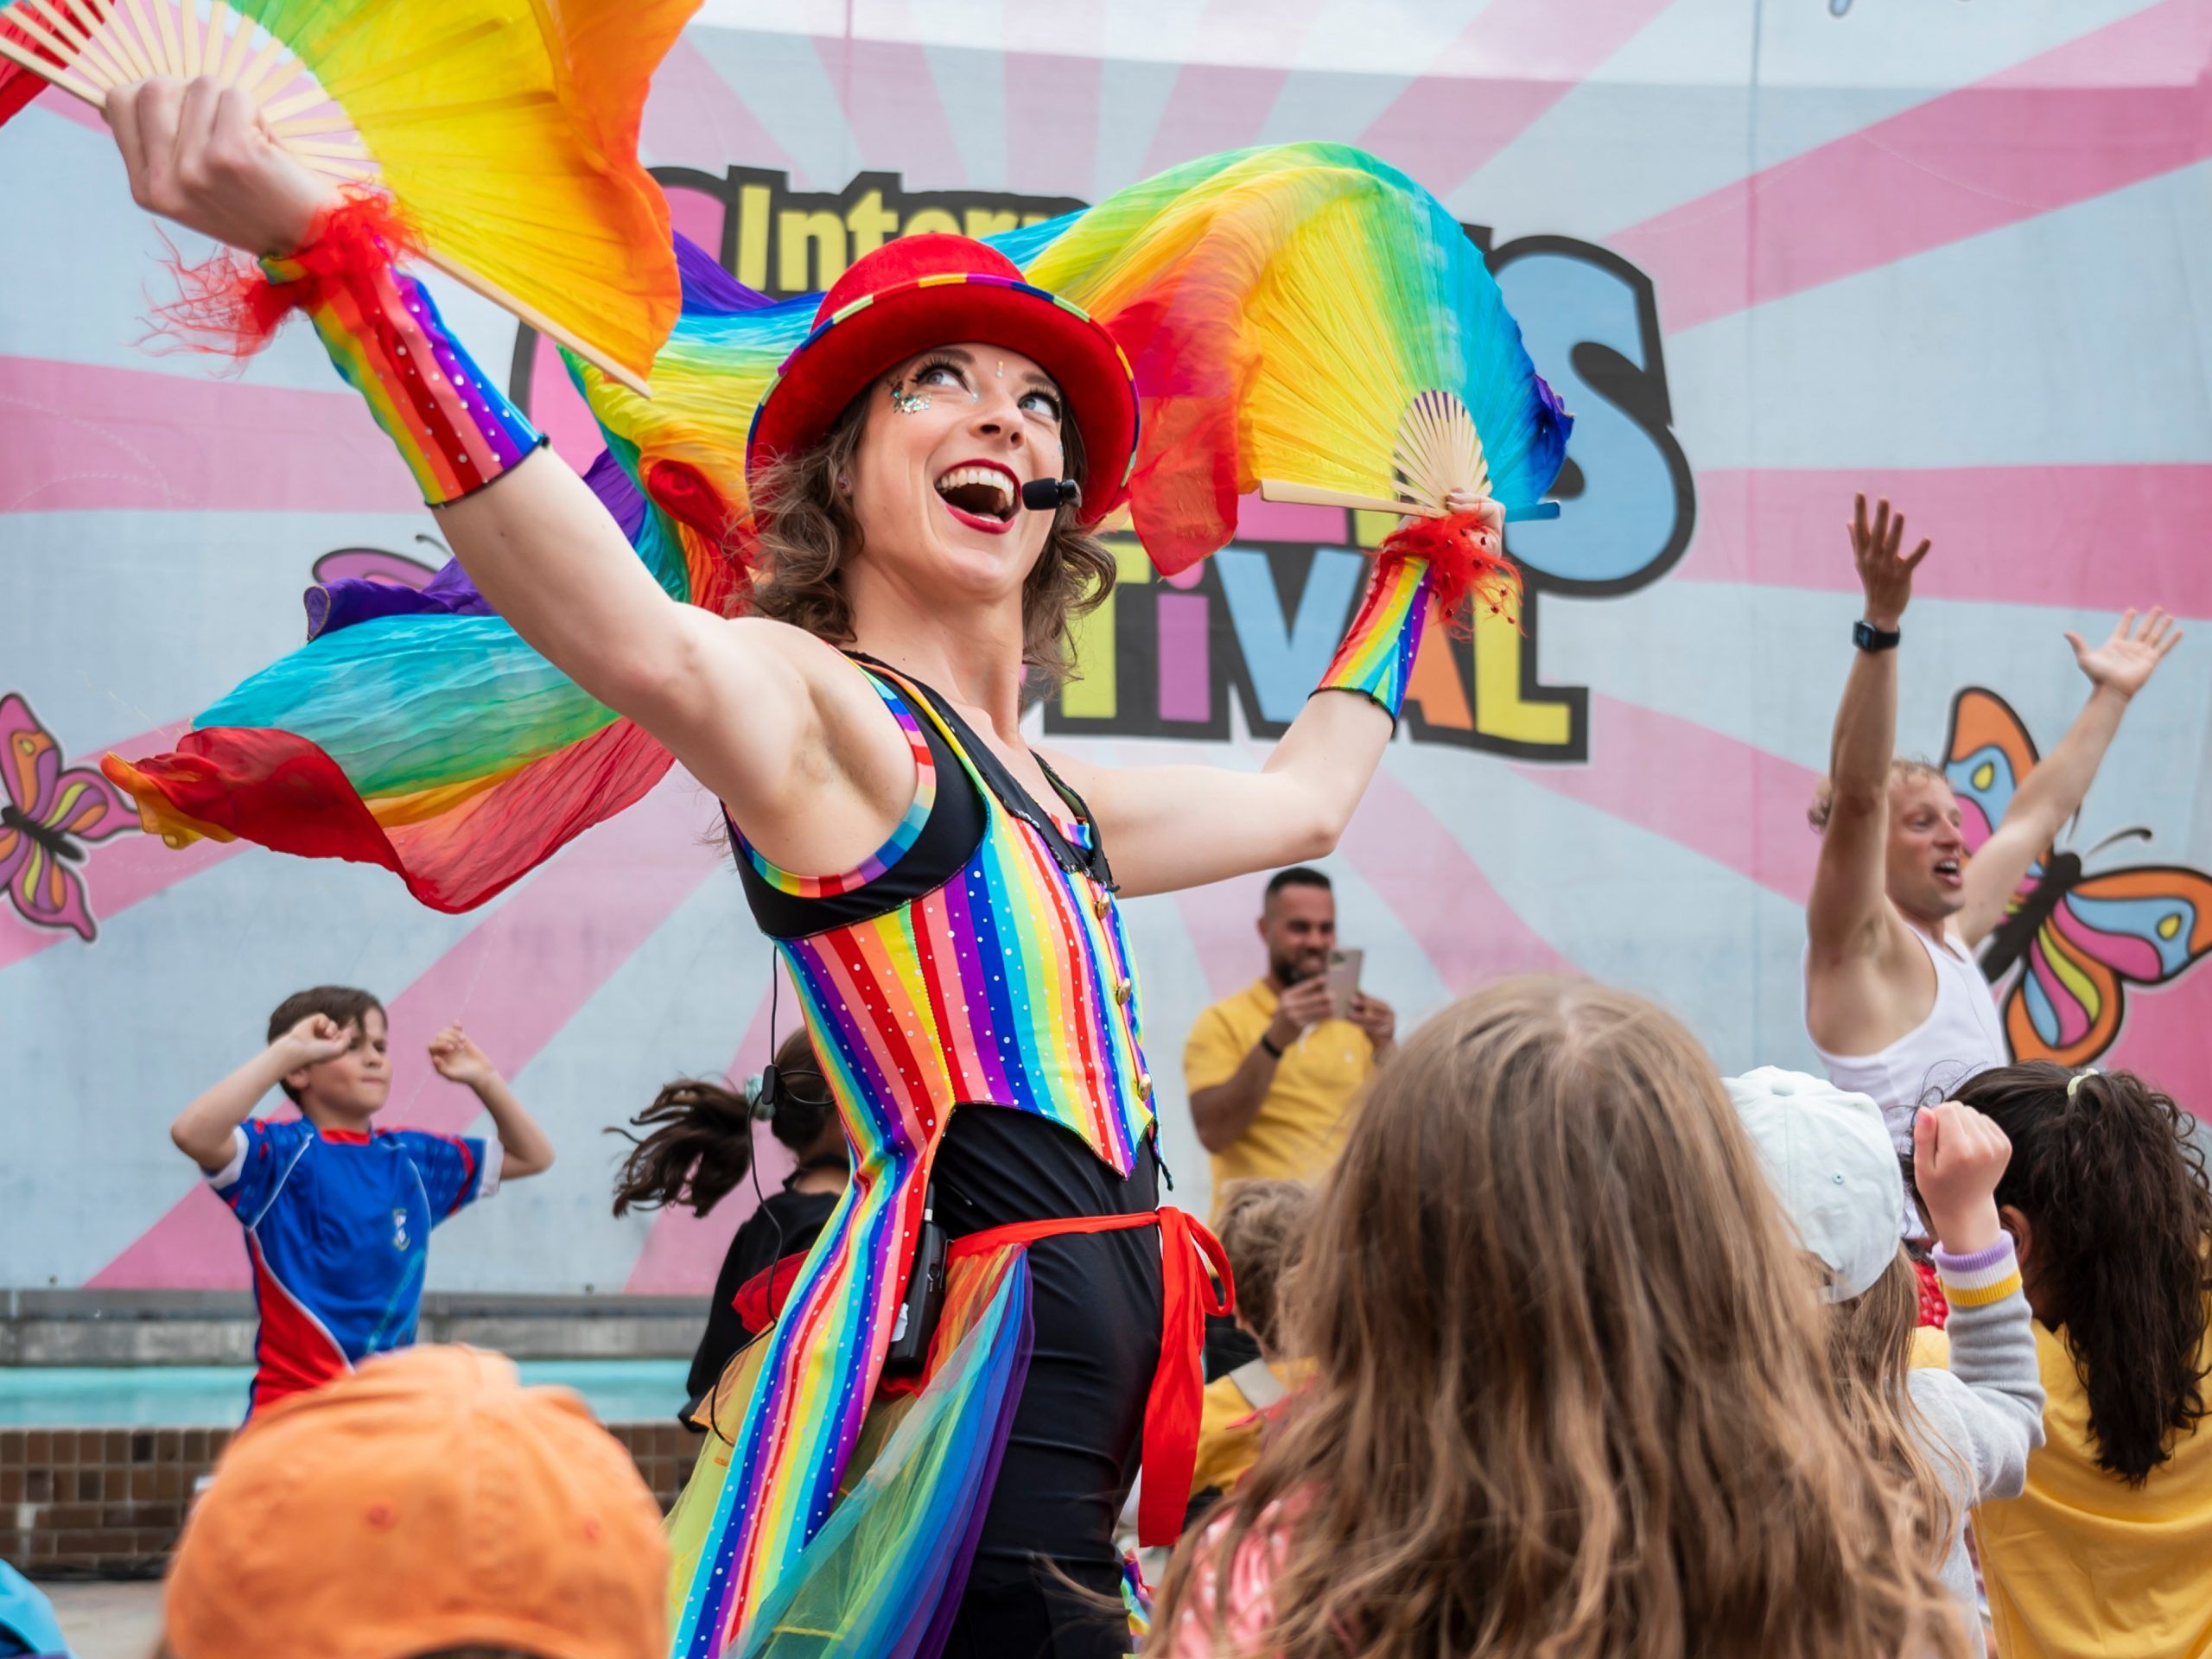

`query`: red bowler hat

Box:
[745,234,1139,525]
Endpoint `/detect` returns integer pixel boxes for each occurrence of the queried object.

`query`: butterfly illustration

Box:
[1945,686,2212,1067]
[0,691,135,943]
[309,539,443,591]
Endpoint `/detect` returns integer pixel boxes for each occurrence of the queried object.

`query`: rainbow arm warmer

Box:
[1313,554,1434,721]
[258,200,543,506]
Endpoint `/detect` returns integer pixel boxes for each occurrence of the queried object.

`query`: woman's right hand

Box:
[104,77,339,257]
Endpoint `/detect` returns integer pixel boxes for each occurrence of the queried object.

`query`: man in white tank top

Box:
[1803,495,2181,1220]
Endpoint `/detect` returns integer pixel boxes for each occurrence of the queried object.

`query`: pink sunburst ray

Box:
[817,12,966,187]
[1350,759,1575,990]
[1511,695,1823,906]
[644,34,805,185]
[1135,0,1328,179]
[1357,0,1681,206]
[1610,0,2212,335]
[1681,465,2212,622]
[3,355,423,516]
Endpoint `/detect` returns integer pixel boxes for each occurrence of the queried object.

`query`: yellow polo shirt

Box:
[1977,1310,2212,1659]
[1183,980,1373,1216]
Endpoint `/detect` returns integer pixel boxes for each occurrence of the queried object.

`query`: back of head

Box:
[1151,975,1962,1659]
[1215,1179,1313,1357]
[163,1345,667,1659]
[607,1031,839,1218]
[1953,1063,2212,1484]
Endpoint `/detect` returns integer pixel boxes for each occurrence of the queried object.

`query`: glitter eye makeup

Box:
[886,378,931,416]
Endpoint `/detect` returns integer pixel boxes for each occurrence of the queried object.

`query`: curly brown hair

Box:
[745,376,1118,686]
[1951,1062,2212,1484]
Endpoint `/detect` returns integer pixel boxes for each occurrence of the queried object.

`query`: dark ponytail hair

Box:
[608,1029,840,1217]
[1952,1062,2212,1484]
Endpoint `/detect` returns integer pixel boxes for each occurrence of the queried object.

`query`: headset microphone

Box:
[1020,477,1080,512]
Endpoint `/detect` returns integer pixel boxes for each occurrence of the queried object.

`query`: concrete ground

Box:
[35,1580,162,1659]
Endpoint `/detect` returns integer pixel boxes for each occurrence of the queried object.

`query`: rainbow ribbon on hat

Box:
[108,143,1567,912]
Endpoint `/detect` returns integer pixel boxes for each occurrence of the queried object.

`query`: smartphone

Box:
[1325,947,1363,1020]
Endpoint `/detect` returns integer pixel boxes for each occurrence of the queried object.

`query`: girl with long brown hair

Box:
[1951,1063,2212,1659]
[1152,976,1967,1659]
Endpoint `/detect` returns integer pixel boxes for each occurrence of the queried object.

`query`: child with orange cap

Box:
[160,1344,668,1659]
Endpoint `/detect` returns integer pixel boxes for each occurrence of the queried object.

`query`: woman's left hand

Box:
[1442,487,1504,539]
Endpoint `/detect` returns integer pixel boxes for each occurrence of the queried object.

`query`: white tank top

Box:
[1807,922,2008,1160]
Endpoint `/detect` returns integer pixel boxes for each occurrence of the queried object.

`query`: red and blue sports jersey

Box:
[208,1118,498,1417]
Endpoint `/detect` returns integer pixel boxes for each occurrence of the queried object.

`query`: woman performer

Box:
[97,79,1499,1658]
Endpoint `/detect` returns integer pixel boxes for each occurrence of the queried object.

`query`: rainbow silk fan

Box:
[0,0,694,391]
[1018,143,1569,572]
[103,143,1572,913]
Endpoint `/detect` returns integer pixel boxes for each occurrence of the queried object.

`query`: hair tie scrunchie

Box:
[2067,1068,2101,1099]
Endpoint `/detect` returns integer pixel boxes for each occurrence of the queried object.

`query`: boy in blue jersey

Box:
[170,985,556,1417]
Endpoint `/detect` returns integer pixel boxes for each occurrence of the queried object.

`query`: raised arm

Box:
[427,1025,556,1179]
[171,1014,353,1170]
[1958,608,2182,947]
[100,79,907,867]
[1049,495,1500,898]
[1806,496,1929,969]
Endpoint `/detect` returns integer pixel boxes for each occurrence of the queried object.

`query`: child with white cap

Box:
[1725,1067,2046,1654]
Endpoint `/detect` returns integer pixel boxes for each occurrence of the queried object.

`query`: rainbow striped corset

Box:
[677,657,1155,1656]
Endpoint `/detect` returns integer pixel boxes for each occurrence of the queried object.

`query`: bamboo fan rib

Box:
[1261,391,1491,519]
[0,0,683,394]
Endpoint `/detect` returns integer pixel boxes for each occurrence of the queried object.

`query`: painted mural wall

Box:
[5,0,2211,1296]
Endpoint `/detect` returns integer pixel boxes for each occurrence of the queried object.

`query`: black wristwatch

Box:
[1853,619,1901,652]
[1259,1033,1286,1059]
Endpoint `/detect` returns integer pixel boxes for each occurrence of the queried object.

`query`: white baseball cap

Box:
[1724,1066,1904,1303]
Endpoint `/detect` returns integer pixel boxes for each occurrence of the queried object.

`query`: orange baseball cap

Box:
[163,1345,669,1659]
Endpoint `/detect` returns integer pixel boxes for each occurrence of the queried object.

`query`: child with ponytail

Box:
[1726,1070,2045,1656]
[609,1029,849,1424]
[1951,1063,2212,1659]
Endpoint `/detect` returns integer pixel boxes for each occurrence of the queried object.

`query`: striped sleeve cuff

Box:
[1932,1236,2022,1308]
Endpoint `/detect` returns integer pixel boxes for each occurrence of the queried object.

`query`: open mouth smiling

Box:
[935,461,1019,531]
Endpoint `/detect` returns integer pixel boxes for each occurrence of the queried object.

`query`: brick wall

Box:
[3,1421,700,1579]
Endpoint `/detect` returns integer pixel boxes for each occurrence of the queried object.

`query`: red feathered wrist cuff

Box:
[154,191,424,361]
[1376,508,1522,635]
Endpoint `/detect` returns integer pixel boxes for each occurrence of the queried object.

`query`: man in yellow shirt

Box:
[1185,870,1395,1206]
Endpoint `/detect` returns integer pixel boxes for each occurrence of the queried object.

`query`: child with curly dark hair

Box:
[1950,1063,2212,1659]
[610,1028,849,1426]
